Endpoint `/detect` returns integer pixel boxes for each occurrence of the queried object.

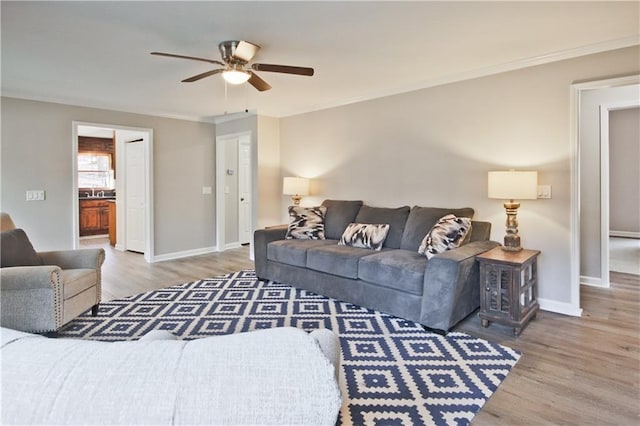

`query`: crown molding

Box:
[280,36,640,118]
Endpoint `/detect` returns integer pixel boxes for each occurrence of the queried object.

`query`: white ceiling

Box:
[2,1,638,122]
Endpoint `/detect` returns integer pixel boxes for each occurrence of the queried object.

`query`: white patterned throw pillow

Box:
[418,214,472,259]
[338,223,390,251]
[285,206,327,240]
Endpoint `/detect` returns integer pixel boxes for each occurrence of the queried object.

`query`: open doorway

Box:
[215,131,253,251]
[73,122,154,262]
[607,106,640,276]
[571,76,640,307]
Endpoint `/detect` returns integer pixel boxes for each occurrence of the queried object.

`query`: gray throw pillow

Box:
[0,228,42,267]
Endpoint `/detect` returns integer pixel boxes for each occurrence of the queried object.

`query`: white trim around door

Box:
[72,121,154,262]
[569,75,640,305]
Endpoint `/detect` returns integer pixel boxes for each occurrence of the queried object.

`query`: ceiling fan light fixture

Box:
[222,69,250,85]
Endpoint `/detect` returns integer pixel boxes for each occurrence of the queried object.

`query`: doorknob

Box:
[241,198,245,201]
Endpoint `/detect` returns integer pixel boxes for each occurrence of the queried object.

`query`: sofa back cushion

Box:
[1,228,42,268]
[321,200,363,240]
[400,206,475,251]
[354,205,410,249]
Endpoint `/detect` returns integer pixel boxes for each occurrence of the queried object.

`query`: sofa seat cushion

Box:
[307,244,386,279]
[358,249,427,295]
[268,239,338,267]
[61,269,97,299]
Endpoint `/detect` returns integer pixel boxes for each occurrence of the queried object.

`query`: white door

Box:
[238,139,252,244]
[125,140,145,253]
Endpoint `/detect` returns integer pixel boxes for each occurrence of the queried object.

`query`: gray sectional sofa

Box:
[254,200,499,332]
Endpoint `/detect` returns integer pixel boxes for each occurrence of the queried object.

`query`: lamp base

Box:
[291,195,302,206]
[502,236,523,252]
[502,200,523,252]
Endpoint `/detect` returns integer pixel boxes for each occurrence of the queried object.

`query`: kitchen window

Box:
[78,153,113,189]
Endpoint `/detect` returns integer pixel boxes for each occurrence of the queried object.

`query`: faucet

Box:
[98,190,105,197]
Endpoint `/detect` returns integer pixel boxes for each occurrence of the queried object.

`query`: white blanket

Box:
[1,327,341,425]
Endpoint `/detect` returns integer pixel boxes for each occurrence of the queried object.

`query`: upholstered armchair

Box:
[0,213,105,333]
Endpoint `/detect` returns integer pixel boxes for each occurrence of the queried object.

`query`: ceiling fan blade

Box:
[182,69,224,83]
[151,52,224,66]
[251,63,314,76]
[233,41,260,62]
[248,71,272,92]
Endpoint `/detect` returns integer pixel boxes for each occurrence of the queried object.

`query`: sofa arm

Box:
[420,240,500,332]
[38,248,105,271]
[0,266,64,332]
[253,226,288,279]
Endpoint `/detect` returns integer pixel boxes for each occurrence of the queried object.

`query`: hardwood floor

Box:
[88,240,639,425]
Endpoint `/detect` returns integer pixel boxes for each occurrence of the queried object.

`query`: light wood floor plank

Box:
[84,240,639,425]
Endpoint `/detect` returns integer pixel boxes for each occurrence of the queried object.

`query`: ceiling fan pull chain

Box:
[224,80,228,115]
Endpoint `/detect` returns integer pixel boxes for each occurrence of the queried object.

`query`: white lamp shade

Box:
[488,171,538,200]
[283,177,310,196]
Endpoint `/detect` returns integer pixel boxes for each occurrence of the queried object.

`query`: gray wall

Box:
[280,46,640,311]
[610,107,640,235]
[579,85,639,279]
[1,97,216,256]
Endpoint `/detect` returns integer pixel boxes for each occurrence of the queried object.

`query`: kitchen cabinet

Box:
[79,199,110,236]
[108,200,116,246]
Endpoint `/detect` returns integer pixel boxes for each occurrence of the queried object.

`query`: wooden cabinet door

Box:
[99,206,109,232]
[80,206,100,235]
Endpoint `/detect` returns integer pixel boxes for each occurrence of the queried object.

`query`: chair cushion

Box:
[61,269,97,300]
[354,205,410,249]
[321,200,363,240]
[267,239,337,267]
[0,229,41,268]
[400,206,475,251]
[358,250,427,295]
[307,244,383,279]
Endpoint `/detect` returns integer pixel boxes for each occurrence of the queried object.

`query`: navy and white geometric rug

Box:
[59,270,520,426]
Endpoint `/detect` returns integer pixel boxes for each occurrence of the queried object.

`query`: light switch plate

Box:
[537,185,551,199]
[202,186,212,195]
[26,190,45,201]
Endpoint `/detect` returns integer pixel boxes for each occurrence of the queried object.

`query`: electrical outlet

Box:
[26,190,45,201]
[537,185,551,199]
[202,186,212,195]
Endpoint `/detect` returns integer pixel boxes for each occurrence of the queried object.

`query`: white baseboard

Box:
[219,242,242,251]
[538,298,583,317]
[152,246,217,262]
[580,275,610,288]
[610,230,640,239]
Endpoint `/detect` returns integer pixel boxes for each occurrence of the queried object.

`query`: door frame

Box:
[215,131,252,251]
[237,137,252,245]
[598,99,640,287]
[569,75,640,308]
[72,121,154,262]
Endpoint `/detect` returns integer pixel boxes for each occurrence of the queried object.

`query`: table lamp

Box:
[488,170,538,251]
[283,177,310,206]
